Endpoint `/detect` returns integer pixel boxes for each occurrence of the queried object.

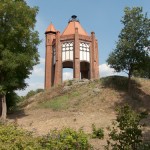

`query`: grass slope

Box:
[21,76,150,113]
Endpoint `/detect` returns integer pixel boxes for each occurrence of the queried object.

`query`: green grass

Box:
[39,91,80,110]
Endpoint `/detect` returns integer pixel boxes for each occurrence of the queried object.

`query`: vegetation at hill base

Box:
[4,89,44,114]
[0,123,92,150]
[1,104,150,149]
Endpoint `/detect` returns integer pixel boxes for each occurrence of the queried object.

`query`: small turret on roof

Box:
[45,23,56,33]
[61,15,88,36]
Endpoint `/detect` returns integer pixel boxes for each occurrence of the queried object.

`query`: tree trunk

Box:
[128,71,132,92]
[0,95,7,120]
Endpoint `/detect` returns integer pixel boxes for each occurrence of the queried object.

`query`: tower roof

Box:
[61,15,88,36]
[46,23,56,33]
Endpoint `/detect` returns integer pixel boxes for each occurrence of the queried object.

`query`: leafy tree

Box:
[107,7,150,89]
[0,0,40,119]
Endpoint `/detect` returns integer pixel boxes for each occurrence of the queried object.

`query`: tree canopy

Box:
[107,7,150,80]
[0,0,40,92]
[133,56,150,79]
[0,0,40,118]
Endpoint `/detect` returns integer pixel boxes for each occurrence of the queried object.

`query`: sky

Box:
[17,0,150,95]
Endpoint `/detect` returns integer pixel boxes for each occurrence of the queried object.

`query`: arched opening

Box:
[62,61,73,81]
[63,68,73,81]
[80,61,90,79]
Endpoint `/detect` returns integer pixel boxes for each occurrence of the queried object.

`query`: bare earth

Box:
[8,109,115,149]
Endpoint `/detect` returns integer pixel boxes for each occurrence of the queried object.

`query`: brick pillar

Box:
[45,33,54,89]
[74,28,80,79]
[54,31,62,85]
[95,40,99,79]
[90,32,96,79]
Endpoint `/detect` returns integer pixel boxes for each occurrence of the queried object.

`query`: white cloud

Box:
[40,57,45,64]
[28,82,44,90]
[31,66,44,77]
[17,82,44,96]
[63,72,73,81]
[99,63,118,77]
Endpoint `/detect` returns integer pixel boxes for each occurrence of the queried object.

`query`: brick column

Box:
[90,32,96,79]
[95,40,99,79]
[45,33,53,89]
[74,28,80,79]
[54,31,62,85]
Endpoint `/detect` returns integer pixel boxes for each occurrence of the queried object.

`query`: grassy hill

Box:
[8,76,150,149]
[20,76,150,112]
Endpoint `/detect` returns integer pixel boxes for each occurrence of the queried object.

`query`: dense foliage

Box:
[0,0,40,92]
[0,0,40,118]
[40,128,92,150]
[0,124,92,150]
[133,56,150,79]
[105,105,149,150]
[6,91,22,112]
[107,7,150,81]
[0,123,42,149]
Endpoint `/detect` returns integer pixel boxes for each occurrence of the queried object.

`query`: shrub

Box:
[39,128,92,150]
[105,105,148,150]
[91,124,104,139]
[0,124,92,149]
[26,90,36,99]
[0,123,41,149]
[36,88,44,93]
[25,89,44,99]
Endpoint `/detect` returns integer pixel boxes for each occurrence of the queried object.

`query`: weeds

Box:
[91,124,104,139]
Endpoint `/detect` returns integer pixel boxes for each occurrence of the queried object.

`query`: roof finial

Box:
[69,15,79,23]
[72,15,77,19]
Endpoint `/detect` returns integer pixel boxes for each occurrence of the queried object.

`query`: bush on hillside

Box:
[39,128,92,150]
[0,123,92,150]
[105,105,149,150]
[91,124,104,139]
[26,89,44,98]
[0,123,41,149]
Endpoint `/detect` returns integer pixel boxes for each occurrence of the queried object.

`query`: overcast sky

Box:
[17,0,150,95]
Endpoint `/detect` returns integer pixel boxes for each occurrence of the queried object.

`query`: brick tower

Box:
[45,15,99,89]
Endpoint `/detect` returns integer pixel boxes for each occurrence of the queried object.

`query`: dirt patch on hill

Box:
[8,108,115,149]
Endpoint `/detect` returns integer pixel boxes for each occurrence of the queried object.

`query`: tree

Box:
[0,0,40,119]
[107,7,150,89]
